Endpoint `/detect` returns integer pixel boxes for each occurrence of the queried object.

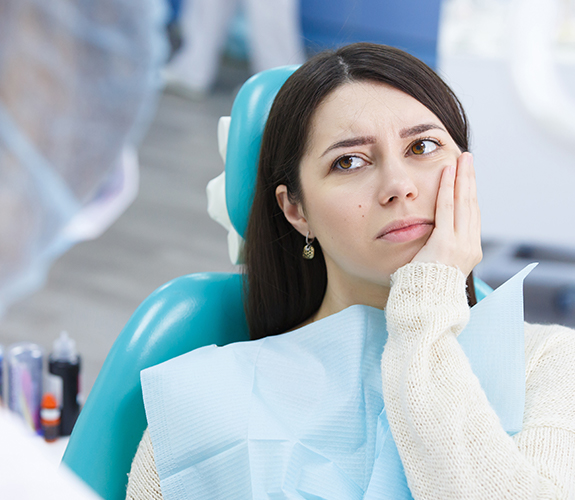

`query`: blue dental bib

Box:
[141,264,535,499]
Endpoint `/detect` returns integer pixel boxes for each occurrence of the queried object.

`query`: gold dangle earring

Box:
[302,232,315,260]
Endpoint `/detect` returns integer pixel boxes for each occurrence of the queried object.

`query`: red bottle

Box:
[41,393,61,442]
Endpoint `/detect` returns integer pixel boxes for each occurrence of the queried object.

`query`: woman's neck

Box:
[304,273,391,327]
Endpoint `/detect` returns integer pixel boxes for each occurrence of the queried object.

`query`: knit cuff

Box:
[386,262,470,341]
[391,262,467,302]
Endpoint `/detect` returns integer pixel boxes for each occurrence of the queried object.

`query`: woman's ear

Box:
[276,185,310,237]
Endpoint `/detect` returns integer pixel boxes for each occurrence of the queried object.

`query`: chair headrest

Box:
[225,66,299,239]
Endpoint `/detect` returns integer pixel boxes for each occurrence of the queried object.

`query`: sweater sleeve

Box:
[126,427,164,500]
[381,262,575,499]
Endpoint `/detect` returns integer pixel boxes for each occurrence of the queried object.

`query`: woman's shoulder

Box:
[523,321,575,377]
[524,321,575,348]
[521,322,575,432]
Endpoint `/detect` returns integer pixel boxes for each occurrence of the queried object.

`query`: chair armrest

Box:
[62,272,248,500]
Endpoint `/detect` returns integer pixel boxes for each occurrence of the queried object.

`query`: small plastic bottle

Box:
[41,393,61,442]
[7,342,44,432]
[48,332,81,436]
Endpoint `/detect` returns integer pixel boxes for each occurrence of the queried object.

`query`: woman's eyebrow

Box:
[399,123,446,138]
[320,135,377,157]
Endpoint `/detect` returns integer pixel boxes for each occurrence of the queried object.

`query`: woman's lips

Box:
[377,219,434,243]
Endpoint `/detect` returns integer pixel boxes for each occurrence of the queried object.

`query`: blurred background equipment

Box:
[163,0,442,98]
[440,0,575,326]
[300,0,442,67]
[163,0,306,96]
[477,242,575,326]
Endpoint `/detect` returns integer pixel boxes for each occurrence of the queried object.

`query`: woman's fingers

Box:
[454,152,472,235]
[412,152,482,275]
[434,163,456,236]
[411,163,456,267]
[454,152,482,271]
[465,154,483,265]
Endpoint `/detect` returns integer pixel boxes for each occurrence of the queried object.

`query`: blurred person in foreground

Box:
[0,0,167,315]
[0,407,102,499]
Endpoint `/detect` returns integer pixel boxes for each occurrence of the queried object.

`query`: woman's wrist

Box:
[390,262,467,300]
[386,262,470,342]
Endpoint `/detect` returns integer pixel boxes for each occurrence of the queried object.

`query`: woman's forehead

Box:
[305,81,443,152]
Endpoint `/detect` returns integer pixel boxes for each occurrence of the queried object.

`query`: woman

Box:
[127,43,575,498]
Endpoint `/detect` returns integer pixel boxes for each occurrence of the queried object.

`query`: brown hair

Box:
[244,42,476,340]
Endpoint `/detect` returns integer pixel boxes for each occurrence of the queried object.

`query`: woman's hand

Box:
[412,152,482,276]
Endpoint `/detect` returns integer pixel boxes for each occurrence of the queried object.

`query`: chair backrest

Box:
[61,67,296,500]
[62,65,493,500]
[62,274,249,499]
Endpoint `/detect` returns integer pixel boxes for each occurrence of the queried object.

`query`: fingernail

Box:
[448,165,456,175]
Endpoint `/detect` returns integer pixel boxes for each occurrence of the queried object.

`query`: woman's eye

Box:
[333,155,366,170]
[410,140,438,155]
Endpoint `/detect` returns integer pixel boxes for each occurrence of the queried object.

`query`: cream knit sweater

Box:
[126,263,575,499]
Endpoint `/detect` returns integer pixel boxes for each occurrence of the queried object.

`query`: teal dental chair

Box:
[61,66,493,500]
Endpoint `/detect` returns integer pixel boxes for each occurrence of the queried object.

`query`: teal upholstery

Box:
[225,65,298,238]
[62,274,249,500]
[62,66,493,500]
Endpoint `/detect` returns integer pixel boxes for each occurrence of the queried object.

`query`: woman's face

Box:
[277,80,463,303]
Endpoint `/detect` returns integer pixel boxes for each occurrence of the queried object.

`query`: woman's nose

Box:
[377,162,419,206]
